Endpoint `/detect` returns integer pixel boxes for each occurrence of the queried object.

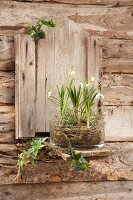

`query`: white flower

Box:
[70,70,75,77]
[95,93,104,99]
[90,76,95,82]
[48,91,52,98]
[86,83,89,87]
[79,82,83,89]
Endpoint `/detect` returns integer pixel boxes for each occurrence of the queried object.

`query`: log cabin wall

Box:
[0,0,133,186]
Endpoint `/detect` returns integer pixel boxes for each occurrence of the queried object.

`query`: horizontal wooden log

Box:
[0,181,133,200]
[0,2,131,25]
[102,39,133,73]
[102,39,133,60]
[0,26,25,36]
[103,106,133,141]
[0,144,18,156]
[0,154,17,165]
[102,58,133,74]
[0,106,15,132]
[0,142,133,184]
[69,6,133,39]
[0,71,15,104]
[103,74,133,106]
[4,0,133,6]
[0,35,15,71]
[34,0,133,6]
[0,132,15,143]
[69,8,133,32]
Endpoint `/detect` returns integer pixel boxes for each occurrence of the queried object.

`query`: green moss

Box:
[51,124,103,148]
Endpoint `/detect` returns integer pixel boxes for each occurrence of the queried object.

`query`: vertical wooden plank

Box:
[36,28,55,132]
[15,34,36,138]
[35,39,46,132]
[69,20,88,84]
[87,37,102,87]
[45,19,69,132]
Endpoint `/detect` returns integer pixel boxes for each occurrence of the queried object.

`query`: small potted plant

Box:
[49,66,104,149]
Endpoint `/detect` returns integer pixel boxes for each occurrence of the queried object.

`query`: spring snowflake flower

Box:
[95,93,104,99]
[90,76,95,82]
[86,83,90,87]
[79,82,83,89]
[70,70,75,77]
[48,91,52,98]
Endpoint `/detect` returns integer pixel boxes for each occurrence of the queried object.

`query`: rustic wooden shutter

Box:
[15,34,36,138]
[14,24,102,138]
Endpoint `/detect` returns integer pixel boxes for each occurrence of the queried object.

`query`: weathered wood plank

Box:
[0,26,25,36]
[2,0,133,6]
[102,58,133,74]
[45,19,70,132]
[0,144,18,156]
[45,19,88,131]
[0,35,15,71]
[87,36,102,86]
[104,106,133,141]
[33,0,133,6]
[35,39,47,132]
[102,39,133,74]
[15,34,36,138]
[0,71,15,104]
[0,1,131,26]
[103,39,133,60]
[0,132,15,143]
[0,181,133,200]
[103,74,133,106]
[69,6,133,39]
[69,7,133,32]
[0,106,15,133]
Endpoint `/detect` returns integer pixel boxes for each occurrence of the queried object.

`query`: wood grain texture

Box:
[103,39,133,60]
[0,71,15,104]
[15,34,36,138]
[102,58,133,74]
[0,106,15,133]
[103,74,133,106]
[104,106,133,141]
[36,28,55,132]
[0,181,133,200]
[0,144,18,156]
[87,36,102,86]
[69,6,133,40]
[0,132,15,143]
[0,35,14,71]
[0,142,133,184]
[5,0,133,6]
[0,1,132,26]
[32,0,133,6]
[102,39,133,74]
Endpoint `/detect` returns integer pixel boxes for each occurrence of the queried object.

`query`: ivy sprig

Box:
[67,141,90,171]
[25,19,56,41]
[18,138,46,171]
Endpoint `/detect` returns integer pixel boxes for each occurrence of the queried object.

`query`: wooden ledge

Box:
[0,142,133,184]
[75,144,112,157]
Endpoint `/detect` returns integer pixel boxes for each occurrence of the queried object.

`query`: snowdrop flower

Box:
[86,83,90,87]
[95,93,104,99]
[48,91,52,98]
[79,82,83,89]
[90,76,95,82]
[70,70,75,78]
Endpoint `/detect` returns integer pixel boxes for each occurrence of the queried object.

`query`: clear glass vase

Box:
[50,117,105,149]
